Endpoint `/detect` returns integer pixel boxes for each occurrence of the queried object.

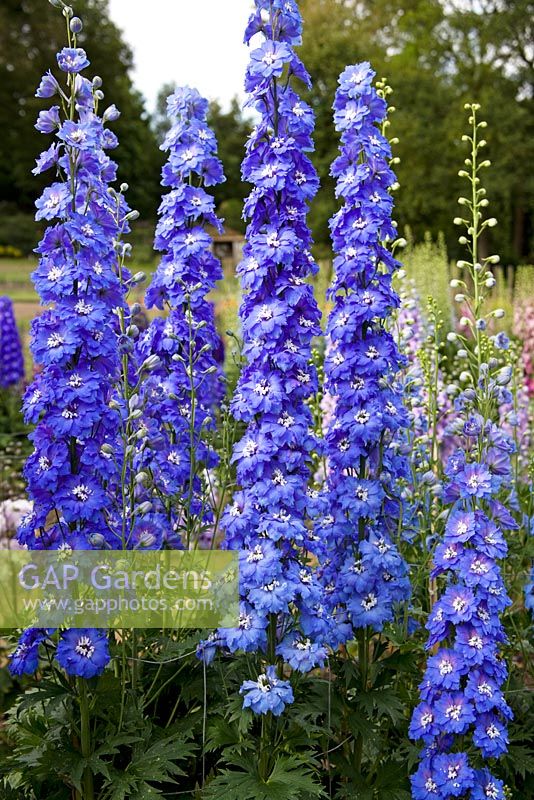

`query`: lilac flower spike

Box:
[318,64,410,636]
[136,86,225,548]
[0,296,24,388]
[409,104,514,800]
[212,0,329,697]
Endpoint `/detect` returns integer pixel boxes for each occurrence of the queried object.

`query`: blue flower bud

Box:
[495,366,512,386]
[69,16,83,32]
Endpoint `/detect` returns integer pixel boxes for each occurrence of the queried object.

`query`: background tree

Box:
[0,0,162,231]
[299,0,534,262]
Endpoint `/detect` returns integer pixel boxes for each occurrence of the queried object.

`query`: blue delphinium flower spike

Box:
[317,64,411,638]
[136,86,225,548]
[207,0,330,703]
[409,104,514,800]
[11,15,133,678]
[0,296,24,388]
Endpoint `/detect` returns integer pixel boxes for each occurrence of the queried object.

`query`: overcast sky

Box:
[108,0,253,114]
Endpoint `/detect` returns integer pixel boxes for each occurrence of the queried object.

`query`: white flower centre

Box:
[355,485,369,501]
[75,300,93,315]
[72,484,91,502]
[468,635,483,649]
[452,596,468,614]
[242,439,258,458]
[361,592,378,611]
[47,266,63,281]
[259,305,273,321]
[75,636,95,659]
[247,545,264,563]
[445,703,462,721]
[47,332,64,348]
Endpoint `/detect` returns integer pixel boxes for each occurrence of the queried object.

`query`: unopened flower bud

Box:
[422,471,437,486]
[141,355,161,372]
[70,16,83,32]
[103,104,120,122]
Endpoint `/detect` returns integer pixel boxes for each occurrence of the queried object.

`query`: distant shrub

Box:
[402,227,452,325]
[0,206,40,257]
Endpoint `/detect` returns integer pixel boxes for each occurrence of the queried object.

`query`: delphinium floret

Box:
[409,104,515,800]
[136,86,225,549]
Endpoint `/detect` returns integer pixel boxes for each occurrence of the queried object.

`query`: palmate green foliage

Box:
[1,687,194,799]
[204,755,326,800]
[298,0,534,263]
[0,634,202,799]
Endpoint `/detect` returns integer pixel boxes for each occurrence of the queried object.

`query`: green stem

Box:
[353,629,369,773]
[78,678,94,800]
[470,108,482,374]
